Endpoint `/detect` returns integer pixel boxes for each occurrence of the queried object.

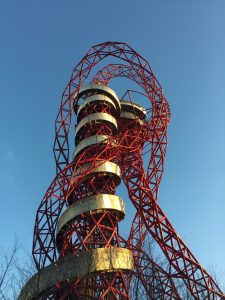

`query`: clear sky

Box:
[1,0,225,286]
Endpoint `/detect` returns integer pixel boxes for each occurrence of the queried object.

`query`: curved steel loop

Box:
[92,63,169,198]
[53,42,169,177]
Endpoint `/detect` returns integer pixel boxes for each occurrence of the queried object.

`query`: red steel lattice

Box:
[23,41,225,299]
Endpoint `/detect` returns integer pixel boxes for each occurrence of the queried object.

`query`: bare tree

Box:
[0,240,19,299]
[0,239,36,299]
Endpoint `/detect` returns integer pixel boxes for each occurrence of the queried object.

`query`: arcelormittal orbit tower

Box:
[19,42,225,299]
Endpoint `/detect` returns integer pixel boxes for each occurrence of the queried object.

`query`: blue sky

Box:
[0,0,225,284]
